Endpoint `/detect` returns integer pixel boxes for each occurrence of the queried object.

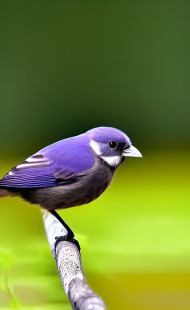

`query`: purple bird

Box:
[0,127,142,244]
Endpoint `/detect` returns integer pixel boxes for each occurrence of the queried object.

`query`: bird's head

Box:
[87,127,142,168]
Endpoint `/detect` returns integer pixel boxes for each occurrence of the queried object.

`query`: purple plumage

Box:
[0,127,142,210]
[0,134,94,188]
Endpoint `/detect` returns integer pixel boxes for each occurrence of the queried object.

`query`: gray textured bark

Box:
[43,211,106,310]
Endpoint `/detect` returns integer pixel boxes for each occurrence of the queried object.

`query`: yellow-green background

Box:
[0,1,190,309]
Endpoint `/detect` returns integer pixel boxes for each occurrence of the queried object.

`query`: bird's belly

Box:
[20,164,114,210]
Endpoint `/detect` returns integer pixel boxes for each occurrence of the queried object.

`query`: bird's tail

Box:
[0,188,11,198]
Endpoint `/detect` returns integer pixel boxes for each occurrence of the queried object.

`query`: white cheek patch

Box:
[90,139,102,156]
[90,139,121,167]
[101,156,121,167]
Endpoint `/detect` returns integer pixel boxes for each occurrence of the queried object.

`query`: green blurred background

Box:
[0,0,190,309]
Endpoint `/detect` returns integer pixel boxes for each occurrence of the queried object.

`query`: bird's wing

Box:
[0,137,94,188]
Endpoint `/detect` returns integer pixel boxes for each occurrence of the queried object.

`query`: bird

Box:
[0,127,142,245]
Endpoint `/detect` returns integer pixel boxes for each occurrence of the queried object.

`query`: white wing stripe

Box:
[16,162,49,169]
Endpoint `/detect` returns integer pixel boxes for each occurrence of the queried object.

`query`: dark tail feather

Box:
[0,188,12,197]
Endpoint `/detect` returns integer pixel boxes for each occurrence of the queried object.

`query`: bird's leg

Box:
[49,210,80,251]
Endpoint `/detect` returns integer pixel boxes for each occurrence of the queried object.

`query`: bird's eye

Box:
[109,140,117,149]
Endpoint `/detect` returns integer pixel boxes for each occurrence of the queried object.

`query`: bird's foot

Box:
[55,235,80,251]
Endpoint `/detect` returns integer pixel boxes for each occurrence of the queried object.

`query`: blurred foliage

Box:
[0,0,190,155]
[0,248,21,309]
[0,248,14,271]
[0,0,190,309]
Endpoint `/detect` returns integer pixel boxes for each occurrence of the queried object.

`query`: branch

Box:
[43,211,107,310]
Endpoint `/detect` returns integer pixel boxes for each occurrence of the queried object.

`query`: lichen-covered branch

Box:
[43,211,106,310]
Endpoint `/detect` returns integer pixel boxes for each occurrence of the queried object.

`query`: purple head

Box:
[87,127,131,145]
[86,127,142,168]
